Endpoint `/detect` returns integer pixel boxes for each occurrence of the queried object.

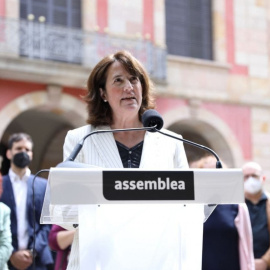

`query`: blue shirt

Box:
[246,192,270,258]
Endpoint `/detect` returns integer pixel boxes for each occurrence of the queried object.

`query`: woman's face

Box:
[100,61,143,121]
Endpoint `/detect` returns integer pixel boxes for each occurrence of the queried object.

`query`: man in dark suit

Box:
[0,133,53,270]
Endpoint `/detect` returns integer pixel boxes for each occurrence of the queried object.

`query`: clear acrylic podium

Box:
[41,167,244,270]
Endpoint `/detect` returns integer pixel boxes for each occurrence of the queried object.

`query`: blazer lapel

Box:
[91,126,123,168]
[26,175,33,208]
[26,175,34,227]
[2,177,16,209]
[1,177,17,218]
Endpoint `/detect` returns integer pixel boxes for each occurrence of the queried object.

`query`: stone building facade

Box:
[0,0,269,188]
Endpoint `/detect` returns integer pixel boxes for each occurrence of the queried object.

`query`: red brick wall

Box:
[156,97,251,160]
[0,79,46,109]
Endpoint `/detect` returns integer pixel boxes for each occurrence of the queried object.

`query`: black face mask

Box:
[13,152,31,168]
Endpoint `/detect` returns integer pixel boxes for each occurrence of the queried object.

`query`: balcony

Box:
[0,17,167,85]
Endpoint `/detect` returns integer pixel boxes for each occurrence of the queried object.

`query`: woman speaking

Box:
[61,51,204,270]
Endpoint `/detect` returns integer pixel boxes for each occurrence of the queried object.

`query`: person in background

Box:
[191,155,255,270]
[0,133,53,270]
[243,161,270,270]
[0,171,13,270]
[48,225,75,270]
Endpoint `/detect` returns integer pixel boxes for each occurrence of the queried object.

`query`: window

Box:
[19,0,82,64]
[165,0,213,60]
[20,0,81,28]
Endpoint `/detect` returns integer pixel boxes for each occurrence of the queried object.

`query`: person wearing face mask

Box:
[0,133,53,270]
[243,161,270,270]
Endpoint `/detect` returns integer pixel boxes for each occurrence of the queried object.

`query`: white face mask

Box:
[244,176,262,194]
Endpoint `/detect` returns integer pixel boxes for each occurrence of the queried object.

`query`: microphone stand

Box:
[153,128,223,169]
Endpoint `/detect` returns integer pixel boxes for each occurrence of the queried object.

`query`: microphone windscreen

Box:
[142,109,164,132]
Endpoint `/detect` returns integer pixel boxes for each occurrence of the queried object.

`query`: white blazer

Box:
[63,124,189,170]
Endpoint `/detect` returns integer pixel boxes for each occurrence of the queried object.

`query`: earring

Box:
[104,99,107,102]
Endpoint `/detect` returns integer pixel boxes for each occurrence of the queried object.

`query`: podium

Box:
[41,167,244,270]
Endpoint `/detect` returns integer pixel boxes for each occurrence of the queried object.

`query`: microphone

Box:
[141,109,164,132]
[142,109,223,169]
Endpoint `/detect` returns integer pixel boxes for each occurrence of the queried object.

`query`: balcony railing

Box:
[0,17,166,81]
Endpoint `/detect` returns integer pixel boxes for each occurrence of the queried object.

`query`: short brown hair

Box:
[7,133,33,149]
[84,50,156,126]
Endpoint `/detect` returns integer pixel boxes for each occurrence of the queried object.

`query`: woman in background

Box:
[49,225,75,270]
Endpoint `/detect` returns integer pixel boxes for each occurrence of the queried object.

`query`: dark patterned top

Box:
[116,141,144,168]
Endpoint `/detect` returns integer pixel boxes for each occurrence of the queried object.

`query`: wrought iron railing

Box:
[0,17,166,80]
